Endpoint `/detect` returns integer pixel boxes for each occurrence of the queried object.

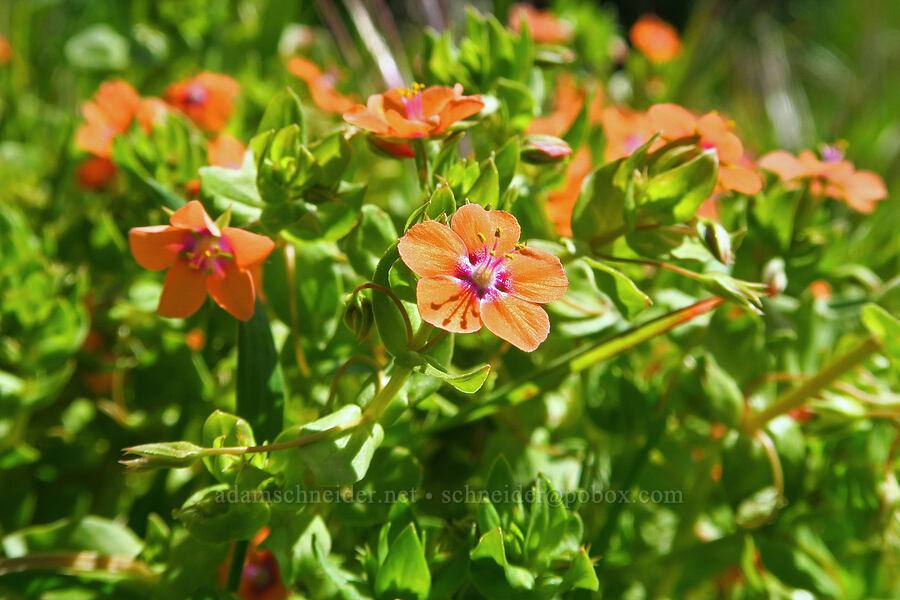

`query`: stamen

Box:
[495,226,502,237]
[476,232,486,243]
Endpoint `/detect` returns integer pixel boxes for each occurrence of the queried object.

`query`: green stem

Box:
[742,335,881,433]
[593,253,703,281]
[413,138,431,194]
[226,540,249,593]
[363,366,412,421]
[350,283,413,345]
[431,297,724,431]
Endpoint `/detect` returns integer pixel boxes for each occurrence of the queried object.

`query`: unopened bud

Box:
[699,219,734,265]
[521,135,573,164]
[344,293,374,340]
[763,258,787,297]
[367,136,416,159]
[120,441,206,472]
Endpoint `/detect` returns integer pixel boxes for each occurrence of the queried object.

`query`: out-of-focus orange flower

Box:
[344,83,483,141]
[129,201,274,321]
[185,328,206,352]
[508,3,573,45]
[287,56,357,114]
[0,34,12,65]
[208,134,246,169]
[165,72,240,133]
[527,72,585,138]
[546,147,593,237]
[398,203,568,352]
[808,279,832,301]
[600,106,660,161]
[629,14,682,63]
[648,104,763,194]
[75,80,142,158]
[758,147,887,213]
[77,157,117,189]
[137,97,169,131]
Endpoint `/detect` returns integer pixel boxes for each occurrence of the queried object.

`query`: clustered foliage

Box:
[1,1,899,599]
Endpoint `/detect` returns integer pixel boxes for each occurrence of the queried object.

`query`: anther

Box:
[476,232,486,243]
[494,226,502,237]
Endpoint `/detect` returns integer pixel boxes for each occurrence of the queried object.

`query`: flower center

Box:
[459,226,514,298]
[399,82,426,121]
[185,82,208,106]
[181,231,233,276]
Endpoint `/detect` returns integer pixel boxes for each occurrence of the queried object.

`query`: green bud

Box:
[521,135,573,164]
[344,293,375,340]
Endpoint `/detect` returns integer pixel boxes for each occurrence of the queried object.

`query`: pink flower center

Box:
[820,144,844,163]
[455,227,513,299]
[243,557,277,591]
[399,82,426,121]
[184,82,208,106]
[180,231,233,276]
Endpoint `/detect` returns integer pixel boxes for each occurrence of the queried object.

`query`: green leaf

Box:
[310,132,352,187]
[495,78,536,132]
[571,159,623,242]
[736,486,780,529]
[270,405,384,486]
[2,516,143,559]
[584,258,652,320]
[494,137,520,193]
[699,353,744,427]
[559,549,599,592]
[420,358,491,393]
[64,24,129,70]
[425,181,456,219]
[374,524,430,600]
[237,299,285,443]
[200,152,264,222]
[756,536,840,597]
[257,87,306,142]
[346,205,398,278]
[177,485,270,545]
[640,149,719,225]
[288,181,365,242]
[470,528,534,597]
[466,158,499,208]
[861,303,900,370]
[371,244,412,357]
[201,410,259,484]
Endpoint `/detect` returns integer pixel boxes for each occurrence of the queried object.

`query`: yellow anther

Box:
[504,253,515,260]
[514,242,526,249]
[494,226,502,237]
[476,232,486,243]
[489,250,496,256]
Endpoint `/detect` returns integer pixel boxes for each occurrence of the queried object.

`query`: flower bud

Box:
[698,219,733,265]
[521,135,573,164]
[762,258,787,297]
[120,441,206,472]
[343,293,374,340]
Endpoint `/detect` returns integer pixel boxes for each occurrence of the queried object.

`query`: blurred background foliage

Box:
[1,0,899,598]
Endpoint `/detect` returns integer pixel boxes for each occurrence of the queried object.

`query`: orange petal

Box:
[398,220,468,278]
[718,163,763,195]
[207,264,256,321]
[758,151,805,181]
[648,103,696,139]
[507,246,569,303]
[343,105,391,135]
[838,170,887,213]
[420,86,455,116]
[77,156,117,189]
[481,293,550,352]
[384,109,434,138]
[208,134,246,169]
[435,97,485,134]
[222,227,275,269]
[287,56,323,82]
[416,276,482,333]
[129,225,187,271]
[170,200,220,235]
[451,203,521,256]
[158,260,209,318]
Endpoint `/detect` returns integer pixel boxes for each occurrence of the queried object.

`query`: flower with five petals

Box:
[129,201,274,321]
[165,72,240,132]
[398,204,568,352]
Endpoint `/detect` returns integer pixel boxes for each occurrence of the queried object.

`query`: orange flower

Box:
[758,148,887,213]
[647,104,763,194]
[398,203,568,351]
[237,528,287,600]
[77,157,117,189]
[344,83,483,141]
[75,80,142,158]
[0,34,12,65]
[208,134,246,169]
[165,72,240,132]
[508,3,573,45]
[629,14,682,63]
[526,72,585,138]
[287,56,357,114]
[808,279,832,301]
[600,106,660,161]
[129,201,274,321]
[546,147,593,237]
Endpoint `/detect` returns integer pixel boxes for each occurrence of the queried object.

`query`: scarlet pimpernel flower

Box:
[648,103,763,194]
[758,146,887,213]
[0,34,12,65]
[629,14,682,63]
[165,72,240,132]
[287,56,357,114]
[208,134,246,169]
[398,203,568,352]
[75,80,143,158]
[508,3,573,45]
[129,201,274,321]
[344,83,484,141]
[600,106,660,161]
[546,147,593,237]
